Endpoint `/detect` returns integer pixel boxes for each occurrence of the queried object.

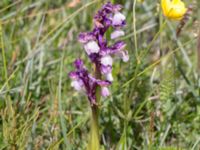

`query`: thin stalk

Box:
[88,65,101,150]
[197,29,200,98]
[120,0,139,142]
[133,0,138,59]
[196,0,200,101]
[118,1,139,146]
[198,1,200,75]
[197,30,200,75]
[159,8,163,79]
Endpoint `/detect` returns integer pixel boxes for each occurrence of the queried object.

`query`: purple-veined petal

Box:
[96,80,111,86]
[111,30,125,39]
[117,50,129,62]
[112,41,126,51]
[100,41,126,56]
[84,41,100,55]
[78,32,96,43]
[101,87,110,97]
[99,48,110,56]
[100,65,112,74]
[89,75,111,86]
[102,2,122,13]
[102,2,113,12]
[112,4,123,12]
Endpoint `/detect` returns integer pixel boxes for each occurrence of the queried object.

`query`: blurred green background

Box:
[0,0,200,149]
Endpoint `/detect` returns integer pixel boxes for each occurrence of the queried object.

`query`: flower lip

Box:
[84,41,100,55]
[106,73,114,82]
[111,30,125,39]
[112,12,126,26]
[101,55,113,66]
[71,80,84,91]
[101,87,110,97]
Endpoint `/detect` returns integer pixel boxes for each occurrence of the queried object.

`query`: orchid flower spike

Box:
[69,2,128,105]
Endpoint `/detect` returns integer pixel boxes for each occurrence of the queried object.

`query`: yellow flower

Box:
[161,0,187,20]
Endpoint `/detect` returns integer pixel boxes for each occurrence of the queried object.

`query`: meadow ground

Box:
[0,0,200,149]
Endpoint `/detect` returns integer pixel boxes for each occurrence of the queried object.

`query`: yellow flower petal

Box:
[161,0,187,20]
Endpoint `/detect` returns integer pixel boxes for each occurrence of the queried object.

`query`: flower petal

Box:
[84,41,100,55]
[117,50,129,62]
[101,87,110,97]
[96,80,111,86]
[71,80,84,91]
[74,59,84,69]
[112,12,126,27]
[105,73,114,82]
[111,30,125,39]
[69,71,78,79]
[101,55,113,66]
[78,32,96,43]
[100,65,112,74]
[112,41,126,50]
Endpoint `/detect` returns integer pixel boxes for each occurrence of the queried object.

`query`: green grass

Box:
[0,0,200,149]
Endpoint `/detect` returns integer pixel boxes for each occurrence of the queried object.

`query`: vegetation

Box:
[0,0,199,149]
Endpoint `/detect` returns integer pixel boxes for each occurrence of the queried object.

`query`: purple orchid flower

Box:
[69,2,128,105]
[69,59,111,104]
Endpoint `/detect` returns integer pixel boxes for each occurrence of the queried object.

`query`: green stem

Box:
[133,0,138,59]
[198,2,200,75]
[198,30,200,99]
[88,105,100,150]
[88,66,101,150]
